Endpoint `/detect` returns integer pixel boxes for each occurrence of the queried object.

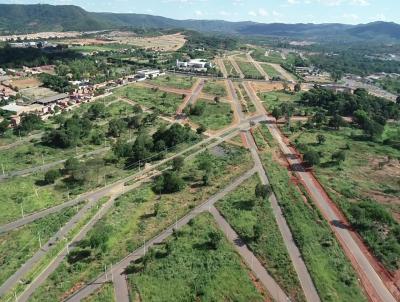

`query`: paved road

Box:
[209,206,289,302]
[246,82,398,302]
[244,131,321,302]
[62,168,257,302]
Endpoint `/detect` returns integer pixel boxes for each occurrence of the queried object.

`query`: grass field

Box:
[261,64,281,78]
[82,283,115,302]
[258,128,367,302]
[0,206,80,285]
[189,100,233,130]
[203,80,227,97]
[259,91,300,111]
[115,85,183,116]
[290,124,400,271]
[29,145,254,301]
[127,213,265,301]
[70,44,132,53]
[376,76,400,94]
[216,175,306,302]
[236,61,263,79]
[223,59,239,78]
[236,83,256,114]
[151,75,196,90]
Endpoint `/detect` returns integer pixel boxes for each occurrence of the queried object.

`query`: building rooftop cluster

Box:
[176,59,212,72]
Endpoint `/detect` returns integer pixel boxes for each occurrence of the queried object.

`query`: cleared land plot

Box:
[29,145,254,301]
[203,80,227,97]
[150,75,196,90]
[236,83,256,114]
[113,33,186,51]
[189,100,233,130]
[20,86,58,101]
[259,125,367,302]
[291,124,400,271]
[127,213,264,301]
[115,85,183,116]
[8,77,42,89]
[223,59,239,78]
[217,175,306,302]
[82,283,115,302]
[0,206,80,285]
[70,43,132,53]
[236,61,263,79]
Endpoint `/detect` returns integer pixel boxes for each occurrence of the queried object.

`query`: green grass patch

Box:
[261,64,281,78]
[203,80,227,97]
[115,85,183,116]
[223,59,239,78]
[236,61,263,79]
[217,175,306,302]
[150,75,196,90]
[259,91,300,111]
[127,213,264,301]
[189,100,233,130]
[82,283,115,302]
[0,206,81,285]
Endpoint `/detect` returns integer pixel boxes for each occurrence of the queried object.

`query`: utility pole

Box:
[175,214,178,230]
[104,264,108,282]
[20,204,24,218]
[1,163,4,175]
[38,232,42,248]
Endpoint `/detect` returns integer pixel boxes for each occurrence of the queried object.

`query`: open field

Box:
[217,175,306,302]
[82,283,115,302]
[20,86,58,101]
[150,75,196,90]
[7,77,42,89]
[236,60,263,79]
[203,80,227,97]
[188,99,233,130]
[29,145,254,301]
[112,33,186,51]
[236,83,256,114]
[252,81,295,93]
[259,91,300,110]
[290,124,400,271]
[115,85,184,116]
[127,213,264,301]
[0,206,81,285]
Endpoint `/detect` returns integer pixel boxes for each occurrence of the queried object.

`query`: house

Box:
[137,69,162,79]
[1,102,44,116]
[34,93,70,105]
[176,59,212,71]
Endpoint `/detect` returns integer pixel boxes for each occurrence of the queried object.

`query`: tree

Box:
[214,96,220,103]
[397,96,400,105]
[329,114,345,130]
[44,169,60,184]
[294,83,301,92]
[316,134,326,145]
[331,70,343,82]
[153,171,184,194]
[208,230,222,250]
[17,113,43,135]
[86,103,106,120]
[172,156,184,171]
[0,119,10,135]
[255,183,272,199]
[272,107,282,122]
[63,157,80,175]
[108,119,127,138]
[332,150,346,163]
[197,124,206,134]
[312,111,326,128]
[363,119,384,140]
[303,151,320,167]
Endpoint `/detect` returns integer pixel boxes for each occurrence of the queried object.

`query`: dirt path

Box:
[229,56,245,79]
[216,58,228,79]
[266,63,296,83]
[247,52,269,81]
[176,78,204,115]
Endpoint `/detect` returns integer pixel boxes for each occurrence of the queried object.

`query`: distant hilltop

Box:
[0,4,400,41]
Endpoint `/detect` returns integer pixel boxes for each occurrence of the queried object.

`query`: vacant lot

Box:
[217,175,306,302]
[260,91,300,110]
[151,75,196,90]
[260,64,281,78]
[223,59,239,78]
[20,86,57,101]
[189,100,233,130]
[8,77,42,90]
[252,82,294,93]
[128,213,265,301]
[236,61,263,79]
[114,33,186,51]
[115,85,183,116]
[203,80,227,97]
[29,146,254,301]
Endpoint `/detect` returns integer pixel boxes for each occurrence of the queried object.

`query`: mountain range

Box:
[0,4,400,41]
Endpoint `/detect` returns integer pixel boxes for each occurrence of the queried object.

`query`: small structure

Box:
[137,69,162,79]
[176,59,212,72]
[321,84,354,94]
[34,93,69,105]
[1,102,44,116]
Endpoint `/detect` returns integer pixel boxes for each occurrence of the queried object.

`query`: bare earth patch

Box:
[113,33,186,51]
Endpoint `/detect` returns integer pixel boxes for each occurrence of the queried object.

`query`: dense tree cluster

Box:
[39,73,72,93]
[16,113,43,135]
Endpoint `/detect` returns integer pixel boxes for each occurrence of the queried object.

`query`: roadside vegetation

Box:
[223,59,240,78]
[127,213,265,301]
[82,283,115,302]
[150,75,196,90]
[216,175,306,302]
[236,60,263,79]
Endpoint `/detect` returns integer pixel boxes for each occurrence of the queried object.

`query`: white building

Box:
[176,59,212,71]
[137,69,162,79]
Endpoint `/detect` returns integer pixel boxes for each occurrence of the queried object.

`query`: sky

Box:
[0,0,398,24]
